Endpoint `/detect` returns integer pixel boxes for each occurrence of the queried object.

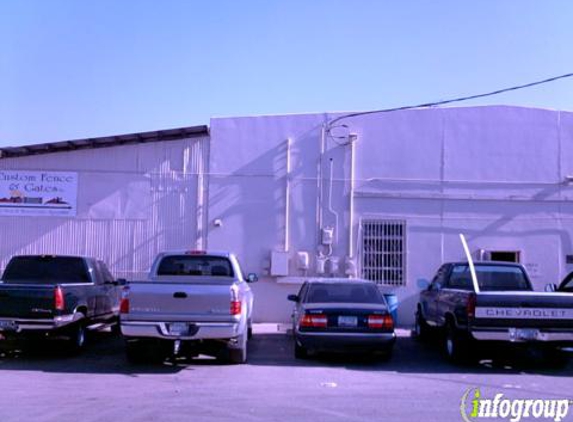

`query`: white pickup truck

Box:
[120,251,256,364]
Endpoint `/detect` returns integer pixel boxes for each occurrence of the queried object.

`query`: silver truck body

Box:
[120,251,254,363]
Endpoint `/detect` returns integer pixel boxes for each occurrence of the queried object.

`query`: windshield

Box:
[452,264,531,292]
[157,255,235,277]
[2,256,90,284]
[305,283,385,304]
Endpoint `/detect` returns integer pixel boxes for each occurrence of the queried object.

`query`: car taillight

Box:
[185,250,206,255]
[230,300,242,315]
[54,286,65,311]
[119,286,130,314]
[367,314,394,330]
[119,298,130,314]
[299,313,328,328]
[467,293,477,318]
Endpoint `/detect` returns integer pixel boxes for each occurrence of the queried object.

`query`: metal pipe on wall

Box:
[327,158,339,246]
[285,138,292,252]
[196,147,204,250]
[316,123,326,255]
[348,137,356,258]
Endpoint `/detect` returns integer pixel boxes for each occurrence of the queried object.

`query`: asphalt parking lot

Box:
[0,328,572,422]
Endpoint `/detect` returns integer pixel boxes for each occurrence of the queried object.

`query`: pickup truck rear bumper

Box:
[295,331,396,353]
[0,314,81,332]
[471,328,573,344]
[120,321,242,340]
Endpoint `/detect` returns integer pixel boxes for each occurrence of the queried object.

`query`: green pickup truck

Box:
[0,255,124,353]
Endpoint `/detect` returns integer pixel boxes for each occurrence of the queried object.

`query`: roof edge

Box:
[0,125,209,159]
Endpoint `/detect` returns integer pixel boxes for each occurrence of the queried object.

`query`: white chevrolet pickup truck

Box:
[120,250,256,364]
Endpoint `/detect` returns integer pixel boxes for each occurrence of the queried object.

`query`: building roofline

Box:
[210,104,571,121]
[0,125,209,159]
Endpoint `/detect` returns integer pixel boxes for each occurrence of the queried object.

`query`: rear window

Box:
[453,264,531,291]
[305,283,385,304]
[157,255,234,277]
[2,256,90,284]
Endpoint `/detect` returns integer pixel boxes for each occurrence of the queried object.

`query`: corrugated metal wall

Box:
[0,136,208,280]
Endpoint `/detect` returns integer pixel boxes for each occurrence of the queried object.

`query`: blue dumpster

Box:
[383,293,398,325]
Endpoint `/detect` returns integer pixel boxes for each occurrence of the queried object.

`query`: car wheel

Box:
[111,317,122,336]
[125,339,147,364]
[67,322,87,354]
[376,349,393,362]
[444,322,472,364]
[294,341,308,359]
[540,347,570,368]
[227,332,248,364]
[414,310,430,340]
[247,319,253,340]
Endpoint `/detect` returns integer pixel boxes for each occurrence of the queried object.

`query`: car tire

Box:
[247,319,253,340]
[67,321,87,354]
[376,349,393,362]
[111,317,122,336]
[540,347,570,368]
[294,341,308,359]
[414,310,430,341]
[444,322,472,364]
[227,332,248,364]
[125,339,147,364]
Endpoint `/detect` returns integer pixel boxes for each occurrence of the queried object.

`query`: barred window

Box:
[361,219,406,286]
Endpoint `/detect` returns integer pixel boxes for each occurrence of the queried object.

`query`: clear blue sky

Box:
[1,0,572,147]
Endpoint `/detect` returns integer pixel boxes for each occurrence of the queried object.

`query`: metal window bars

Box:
[361,219,406,286]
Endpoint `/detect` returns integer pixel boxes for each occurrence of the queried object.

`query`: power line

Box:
[327,72,573,127]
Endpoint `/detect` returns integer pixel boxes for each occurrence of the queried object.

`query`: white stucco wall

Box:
[2,106,573,325]
[208,106,573,324]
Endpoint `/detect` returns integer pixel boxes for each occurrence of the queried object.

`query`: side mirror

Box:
[287,294,299,302]
[247,273,259,283]
[544,283,557,292]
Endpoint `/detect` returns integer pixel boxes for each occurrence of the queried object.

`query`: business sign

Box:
[0,170,78,217]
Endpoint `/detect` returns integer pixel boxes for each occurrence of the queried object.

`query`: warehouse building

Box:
[1,105,573,325]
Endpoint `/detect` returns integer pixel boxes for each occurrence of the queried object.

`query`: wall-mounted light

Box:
[213,218,223,227]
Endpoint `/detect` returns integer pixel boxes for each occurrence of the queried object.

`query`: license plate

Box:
[0,320,17,331]
[169,322,188,336]
[338,316,358,328]
[509,328,539,341]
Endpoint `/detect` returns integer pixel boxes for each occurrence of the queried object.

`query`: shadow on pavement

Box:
[248,333,573,377]
[0,331,186,376]
[0,331,571,377]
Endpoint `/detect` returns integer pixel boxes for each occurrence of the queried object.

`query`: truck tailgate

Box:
[0,284,56,319]
[126,279,236,322]
[474,292,573,329]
